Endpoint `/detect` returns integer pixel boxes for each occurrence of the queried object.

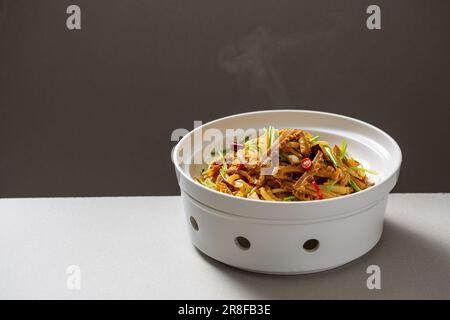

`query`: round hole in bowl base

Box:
[189,216,199,231]
[234,236,251,250]
[303,239,320,252]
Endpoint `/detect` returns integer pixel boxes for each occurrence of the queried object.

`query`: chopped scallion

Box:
[220,163,227,179]
[340,140,347,159]
[351,167,378,175]
[323,145,338,167]
[349,179,361,192]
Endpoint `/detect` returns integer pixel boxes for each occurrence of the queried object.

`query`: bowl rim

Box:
[173,109,402,205]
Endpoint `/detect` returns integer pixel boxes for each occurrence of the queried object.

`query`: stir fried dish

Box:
[196,128,375,201]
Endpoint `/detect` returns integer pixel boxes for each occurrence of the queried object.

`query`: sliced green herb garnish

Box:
[349,179,361,192]
[220,163,228,179]
[283,195,297,201]
[197,178,215,188]
[340,140,347,159]
[246,140,257,151]
[324,179,337,192]
[323,145,338,167]
[310,135,320,142]
[351,167,378,175]
[265,126,274,150]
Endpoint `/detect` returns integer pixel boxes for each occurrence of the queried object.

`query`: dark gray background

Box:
[0,0,449,197]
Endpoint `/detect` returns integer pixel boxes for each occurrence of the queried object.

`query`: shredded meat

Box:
[197,127,374,201]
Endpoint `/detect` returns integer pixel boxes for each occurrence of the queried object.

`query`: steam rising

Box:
[218,27,295,106]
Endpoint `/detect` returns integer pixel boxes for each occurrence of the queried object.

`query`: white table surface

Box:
[0,194,449,300]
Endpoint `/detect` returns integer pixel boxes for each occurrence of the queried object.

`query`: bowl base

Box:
[194,245,352,275]
[192,229,382,275]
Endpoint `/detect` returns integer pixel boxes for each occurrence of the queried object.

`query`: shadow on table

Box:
[195,215,450,299]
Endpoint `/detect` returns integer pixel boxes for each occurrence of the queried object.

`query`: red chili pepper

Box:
[301,157,312,170]
[237,163,246,170]
[311,180,324,200]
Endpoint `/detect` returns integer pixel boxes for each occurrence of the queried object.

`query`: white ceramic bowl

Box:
[172,110,402,274]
